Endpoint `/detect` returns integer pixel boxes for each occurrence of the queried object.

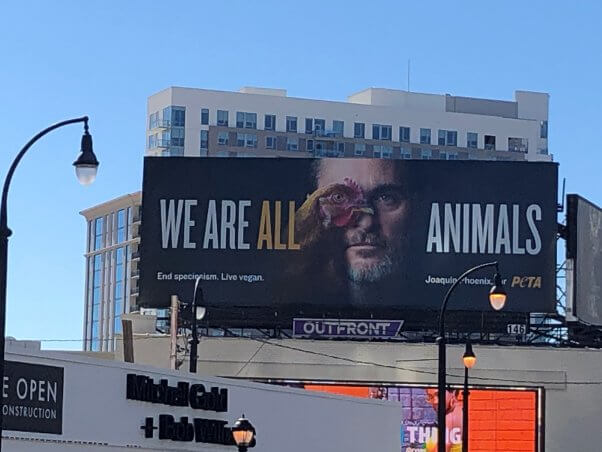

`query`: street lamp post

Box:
[231,414,256,452]
[189,276,206,373]
[436,262,506,452]
[0,116,99,450]
[462,341,476,452]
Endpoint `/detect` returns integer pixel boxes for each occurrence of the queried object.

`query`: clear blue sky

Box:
[0,1,600,349]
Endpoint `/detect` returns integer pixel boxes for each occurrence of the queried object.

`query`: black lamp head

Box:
[463,341,476,369]
[489,270,507,311]
[73,117,99,185]
[232,414,256,448]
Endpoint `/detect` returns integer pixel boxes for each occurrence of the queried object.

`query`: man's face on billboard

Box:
[317,159,408,283]
[425,388,458,413]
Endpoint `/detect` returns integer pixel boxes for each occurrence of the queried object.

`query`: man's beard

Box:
[345,232,401,283]
[347,253,395,283]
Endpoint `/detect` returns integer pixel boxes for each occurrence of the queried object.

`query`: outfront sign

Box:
[2,361,64,434]
[140,158,558,324]
[293,318,404,339]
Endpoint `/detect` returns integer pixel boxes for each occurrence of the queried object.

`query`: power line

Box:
[249,338,602,386]
[235,342,265,377]
[18,336,602,385]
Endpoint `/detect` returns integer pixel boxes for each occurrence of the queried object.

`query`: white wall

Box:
[4,346,401,452]
[120,336,602,452]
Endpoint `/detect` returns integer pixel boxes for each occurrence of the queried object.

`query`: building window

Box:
[163,106,185,127]
[421,148,432,160]
[467,132,478,149]
[333,120,344,137]
[237,133,256,148]
[148,134,156,150]
[114,247,124,334]
[170,128,185,147]
[337,142,345,153]
[420,128,431,145]
[306,118,326,135]
[314,119,325,135]
[540,120,548,139]
[484,135,496,150]
[149,112,159,129]
[174,108,185,127]
[354,122,365,139]
[201,108,209,125]
[265,114,276,131]
[246,112,257,129]
[286,137,299,151]
[266,136,276,149]
[438,129,457,146]
[116,209,126,243]
[305,118,313,134]
[94,217,103,250]
[217,110,229,127]
[373,145,392,159]
[354,143,365,156]
[217,131,229,145]
[399,127,410,143]
[400,148,412,159]
[200,130,208,150]
[286,116,297,133]
[306,139,313,151]
[90,253,102,351]
[245,134,257,148]
[236,112,257,129]
[373,124,392,140]
[508,137,528,153]
[440,151,458,160]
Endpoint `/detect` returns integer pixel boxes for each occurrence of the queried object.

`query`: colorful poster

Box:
[304,384,537,452]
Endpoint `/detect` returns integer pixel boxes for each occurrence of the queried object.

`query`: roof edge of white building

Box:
[79,191,141,219]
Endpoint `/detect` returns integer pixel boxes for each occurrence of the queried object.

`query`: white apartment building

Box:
[84,85,552,352]
[147,86,551,161]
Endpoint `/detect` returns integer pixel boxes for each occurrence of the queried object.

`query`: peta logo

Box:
[511,276,542,288]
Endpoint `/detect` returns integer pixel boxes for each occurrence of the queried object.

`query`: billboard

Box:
[302,384,540,452]
[567,194,602,325]
[140,157,558,323]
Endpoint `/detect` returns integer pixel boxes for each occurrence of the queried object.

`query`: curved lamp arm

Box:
[1,116,90,234]
[438,261,499,336]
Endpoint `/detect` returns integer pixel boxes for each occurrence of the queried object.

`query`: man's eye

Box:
[374,192,401,208]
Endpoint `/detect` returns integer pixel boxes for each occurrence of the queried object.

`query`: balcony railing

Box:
[149,119,171,130]
[314,149,345,158]
[149,139,170,149]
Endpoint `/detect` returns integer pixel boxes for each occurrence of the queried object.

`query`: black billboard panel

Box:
[567,194,602,325]
[140,158,558,324]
